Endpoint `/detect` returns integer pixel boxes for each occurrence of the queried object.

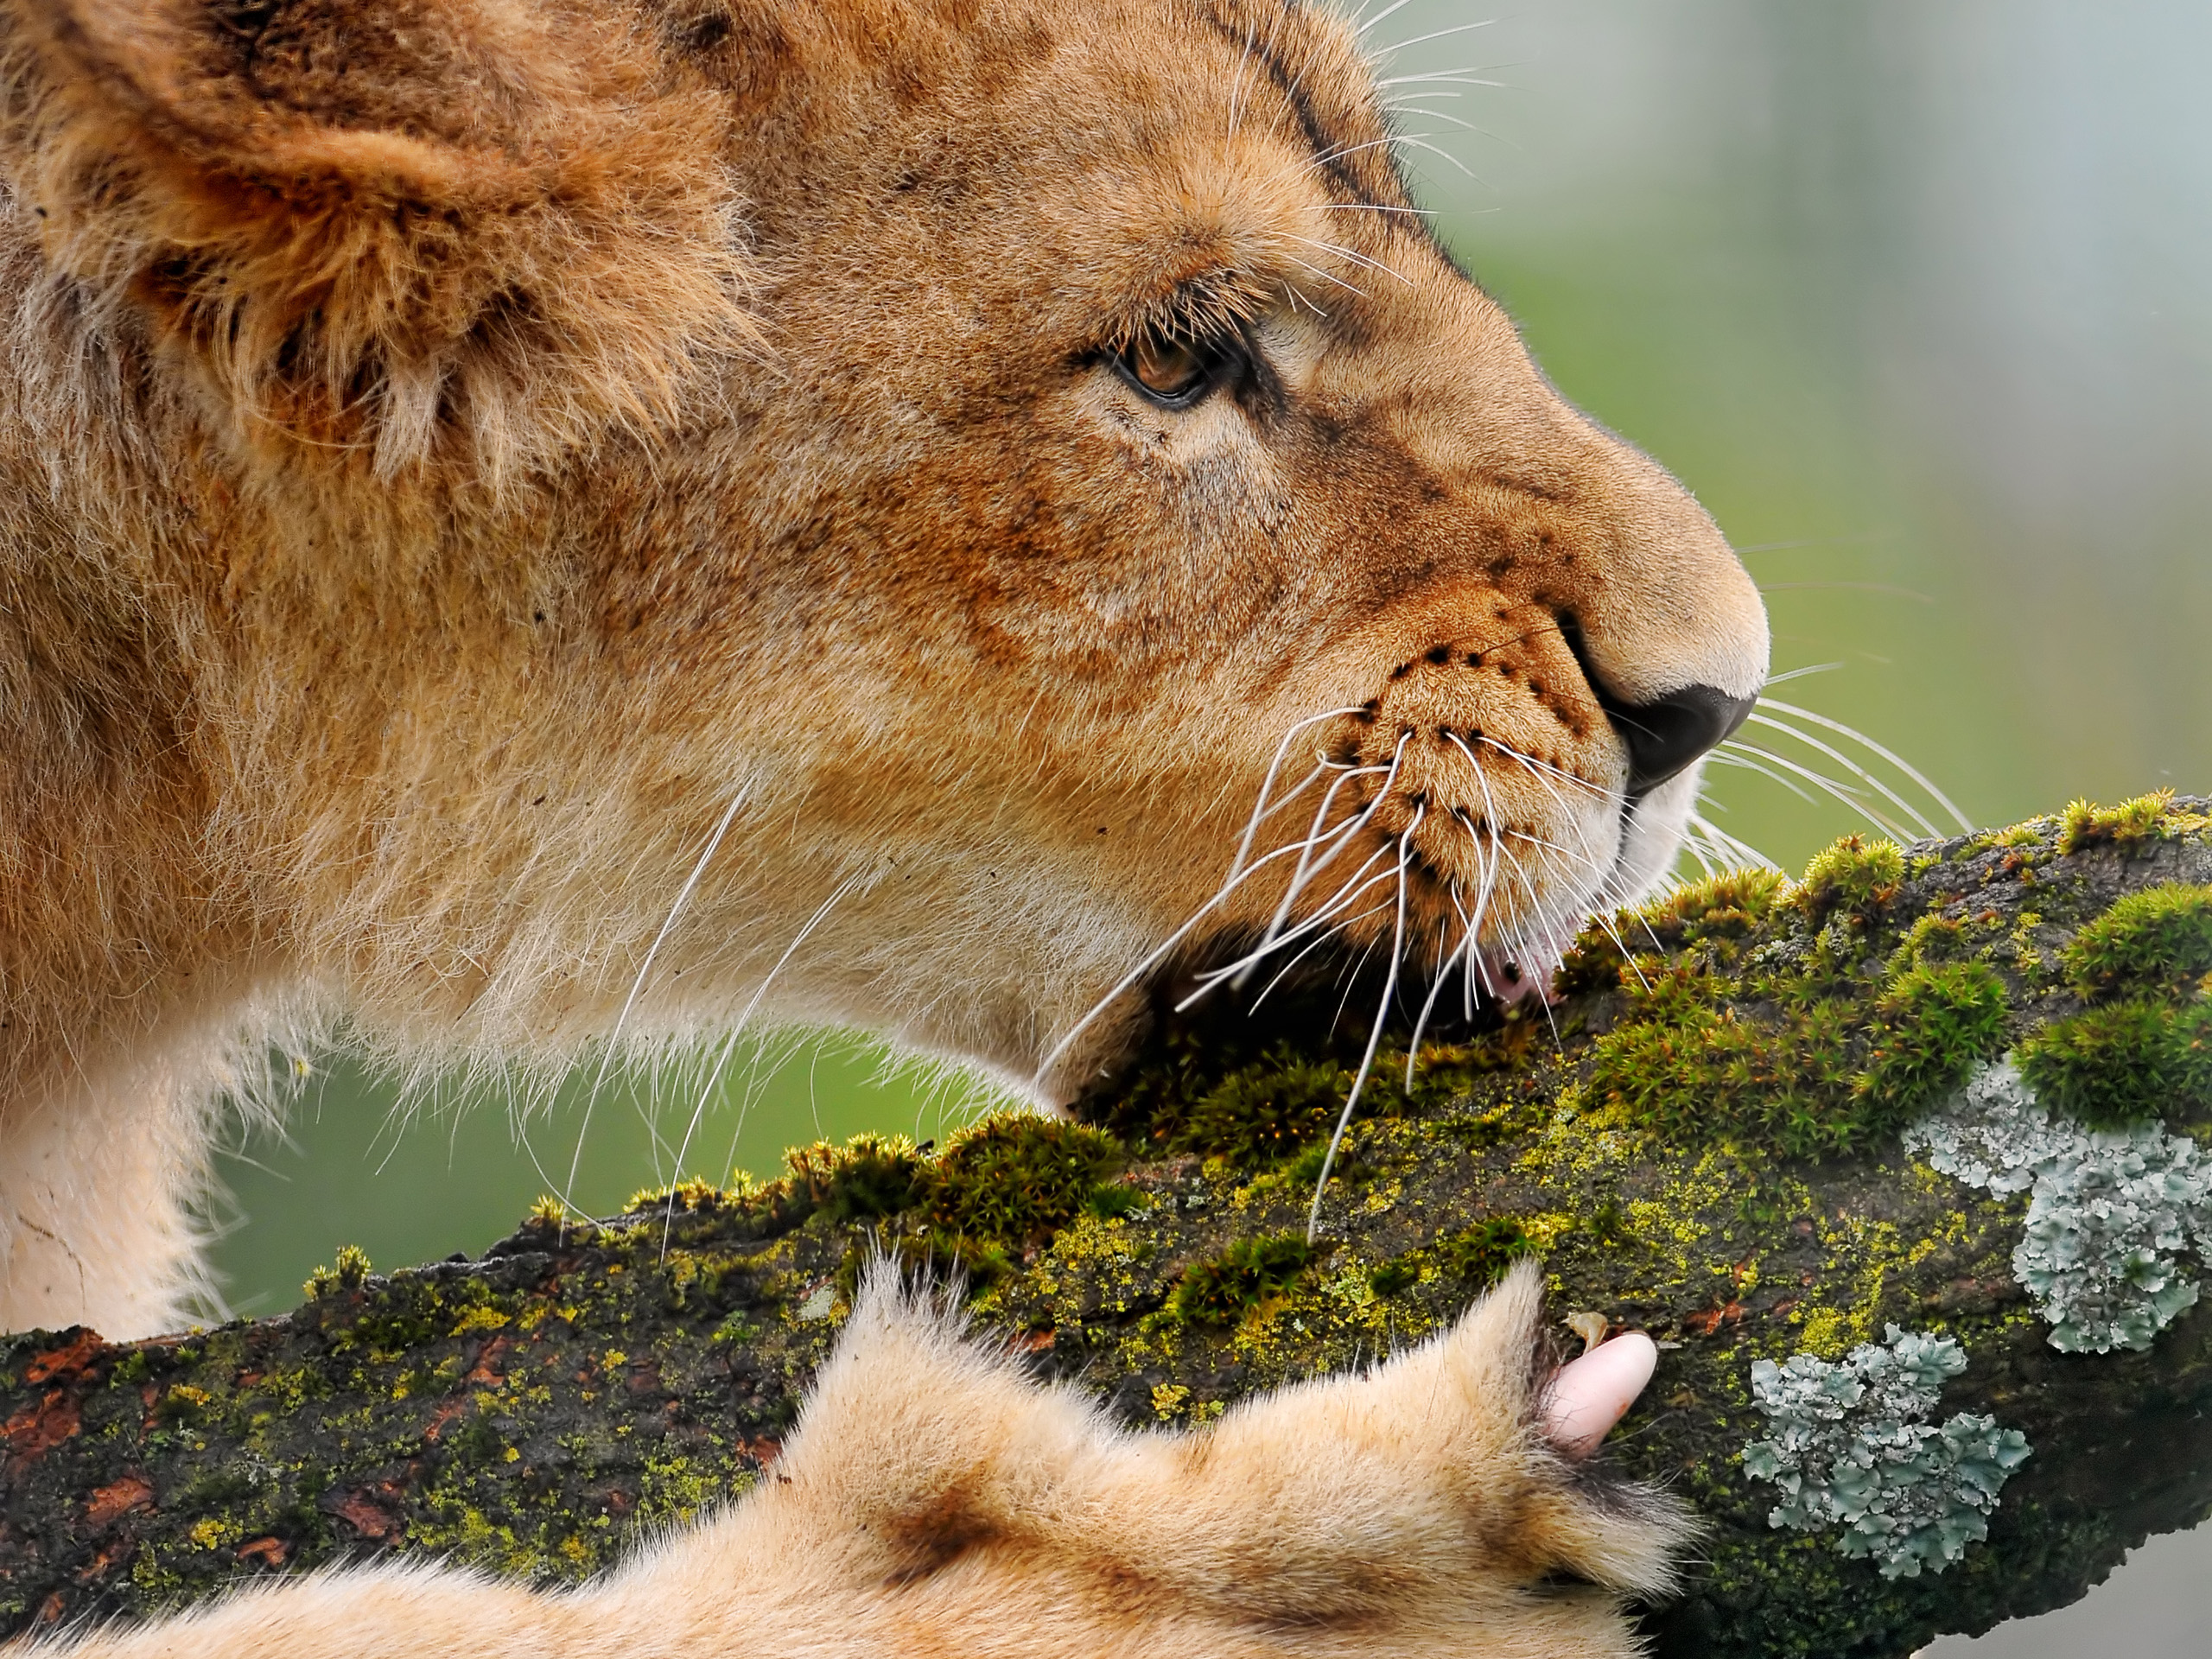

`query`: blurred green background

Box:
[207,4,2210,1646]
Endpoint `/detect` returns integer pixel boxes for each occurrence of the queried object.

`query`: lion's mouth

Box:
[1164,765,1631,1039]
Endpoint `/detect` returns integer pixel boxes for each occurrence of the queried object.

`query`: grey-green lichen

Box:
[1906,1060,2212,1352]
[1744,1326,2031,1579]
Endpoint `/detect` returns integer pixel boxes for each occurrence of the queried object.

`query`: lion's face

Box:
[668,0,1765,1088]
[2,0,1764,1101]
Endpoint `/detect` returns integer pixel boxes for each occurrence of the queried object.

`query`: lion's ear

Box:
[2,0,752,481]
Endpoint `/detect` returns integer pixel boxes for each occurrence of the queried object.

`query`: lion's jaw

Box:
[0,0,1767,1117]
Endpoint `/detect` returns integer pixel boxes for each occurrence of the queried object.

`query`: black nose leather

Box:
[1605,683,1758,795]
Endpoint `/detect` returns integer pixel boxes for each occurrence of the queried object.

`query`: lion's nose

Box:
[1601,683,1757,796]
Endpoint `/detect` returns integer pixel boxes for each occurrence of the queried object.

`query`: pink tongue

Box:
[1540,1332,1659,1459]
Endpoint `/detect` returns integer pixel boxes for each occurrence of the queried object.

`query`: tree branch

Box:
[3,795,2210,1658]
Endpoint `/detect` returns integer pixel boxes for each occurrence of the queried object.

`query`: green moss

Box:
[624,1178,723,1215]
[1590,969,1859,1158]
[1176,1052,1350,1169]
[2059,789,2175,855]
[1437,1217,1534,1284]
[1588,922,2012,1159]
[923,1114,1122,1249]
[1369,1258,1419,1298]
[1887,914,1967,973]
[1171,1234,1319,1325]
[154,1384,213,1427]
[1652,867,1791,941]
[782,1133,927,1224]
[1084,1183,1148,1222]
[302,1243,372,1300]
[1796,836,1905,922]
[1557,868,1789,994]
[2062,883,2212,1001]
[1854,962,2010,1122]
[709,1310,759,1346]
[2018,1000,2212,1128]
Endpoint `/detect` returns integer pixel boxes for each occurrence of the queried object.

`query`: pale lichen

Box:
[1742,1326,2031,1579]
[1906,1059,2212,1351]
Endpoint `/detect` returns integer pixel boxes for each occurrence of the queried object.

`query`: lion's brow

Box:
[1194,3,1403,213]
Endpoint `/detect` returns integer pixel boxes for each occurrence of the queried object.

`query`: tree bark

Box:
[4,798,2211,1657]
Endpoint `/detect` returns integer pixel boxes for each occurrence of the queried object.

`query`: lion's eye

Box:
[1113,329,1232,407]
[1129,334,1204,397]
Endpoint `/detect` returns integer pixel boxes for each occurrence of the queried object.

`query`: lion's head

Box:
[0,0,1764,1113]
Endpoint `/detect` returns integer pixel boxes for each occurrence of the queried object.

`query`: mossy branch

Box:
[5,795,2212,1657]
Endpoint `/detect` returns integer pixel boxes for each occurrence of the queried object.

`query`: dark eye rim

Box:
[1107,327,1247,410]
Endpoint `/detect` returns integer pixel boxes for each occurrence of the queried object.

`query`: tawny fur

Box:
[0,0,1764,1349]
[0,3,1750,1640]
[20,1262,1694,1659]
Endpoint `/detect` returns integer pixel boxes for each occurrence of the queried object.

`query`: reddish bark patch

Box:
[3,1391,81,1465]
[22,1333,104,1387]
[85,1475,154,1529]
[327,1491,399,1541]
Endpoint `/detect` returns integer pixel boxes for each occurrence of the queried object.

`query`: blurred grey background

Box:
[207,2,2212,1649]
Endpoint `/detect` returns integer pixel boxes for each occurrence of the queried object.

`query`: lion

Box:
[0,0,1760,1644]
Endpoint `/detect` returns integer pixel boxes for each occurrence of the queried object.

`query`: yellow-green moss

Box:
[924,1115,1122,1247]
[1174,1051,1350,1168]
[2017,999,2212,1128]
[1171,1234,1319,1325]
[781,1133,928,1224]
[302,1243,373,1300]
[1854,962,2009,1118]
[2062,882,2212,1000]
[1797,836,1905,921]
[2058,789,2175,855]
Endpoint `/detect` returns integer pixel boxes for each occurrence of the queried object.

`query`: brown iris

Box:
[1122,331,1208,401]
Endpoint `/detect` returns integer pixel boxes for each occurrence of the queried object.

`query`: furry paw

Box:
[625,1258,1692,1656]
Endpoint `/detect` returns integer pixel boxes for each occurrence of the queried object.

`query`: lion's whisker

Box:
[556,785,748,1235]
[1464,734,1619,912]
[1368,18,1500,59]
[1684,807,1778,871]
[1279,232,1412,286]
[1378,105,1491,136]
[1462,748,1510,978]
[1275,249,1371,301]
[1032,809,1388,1084]
[1305,201,1440,216]
[1704,748,1821,806]
[1224,16,1259,146]
[1744,712,1945,840]
[1459,730,1611,800]
[657,871,860,1259]
[1238,730,1410,988]
[1450,885,1483,1020]
[1762,662,1845,687]
[1718,740,1915,841]
[1403,912,1469,1087]
[1512,829,1649,991]
[1385,134,1480,180]
[1351,0,1424,40]
[1751,700,1974,833]
[1247,892,1398,1012]
[1306,804,1421,1241]
[1183,835,1405,1006]
[1225,705,1368,882]
[1379,67,1513,88]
